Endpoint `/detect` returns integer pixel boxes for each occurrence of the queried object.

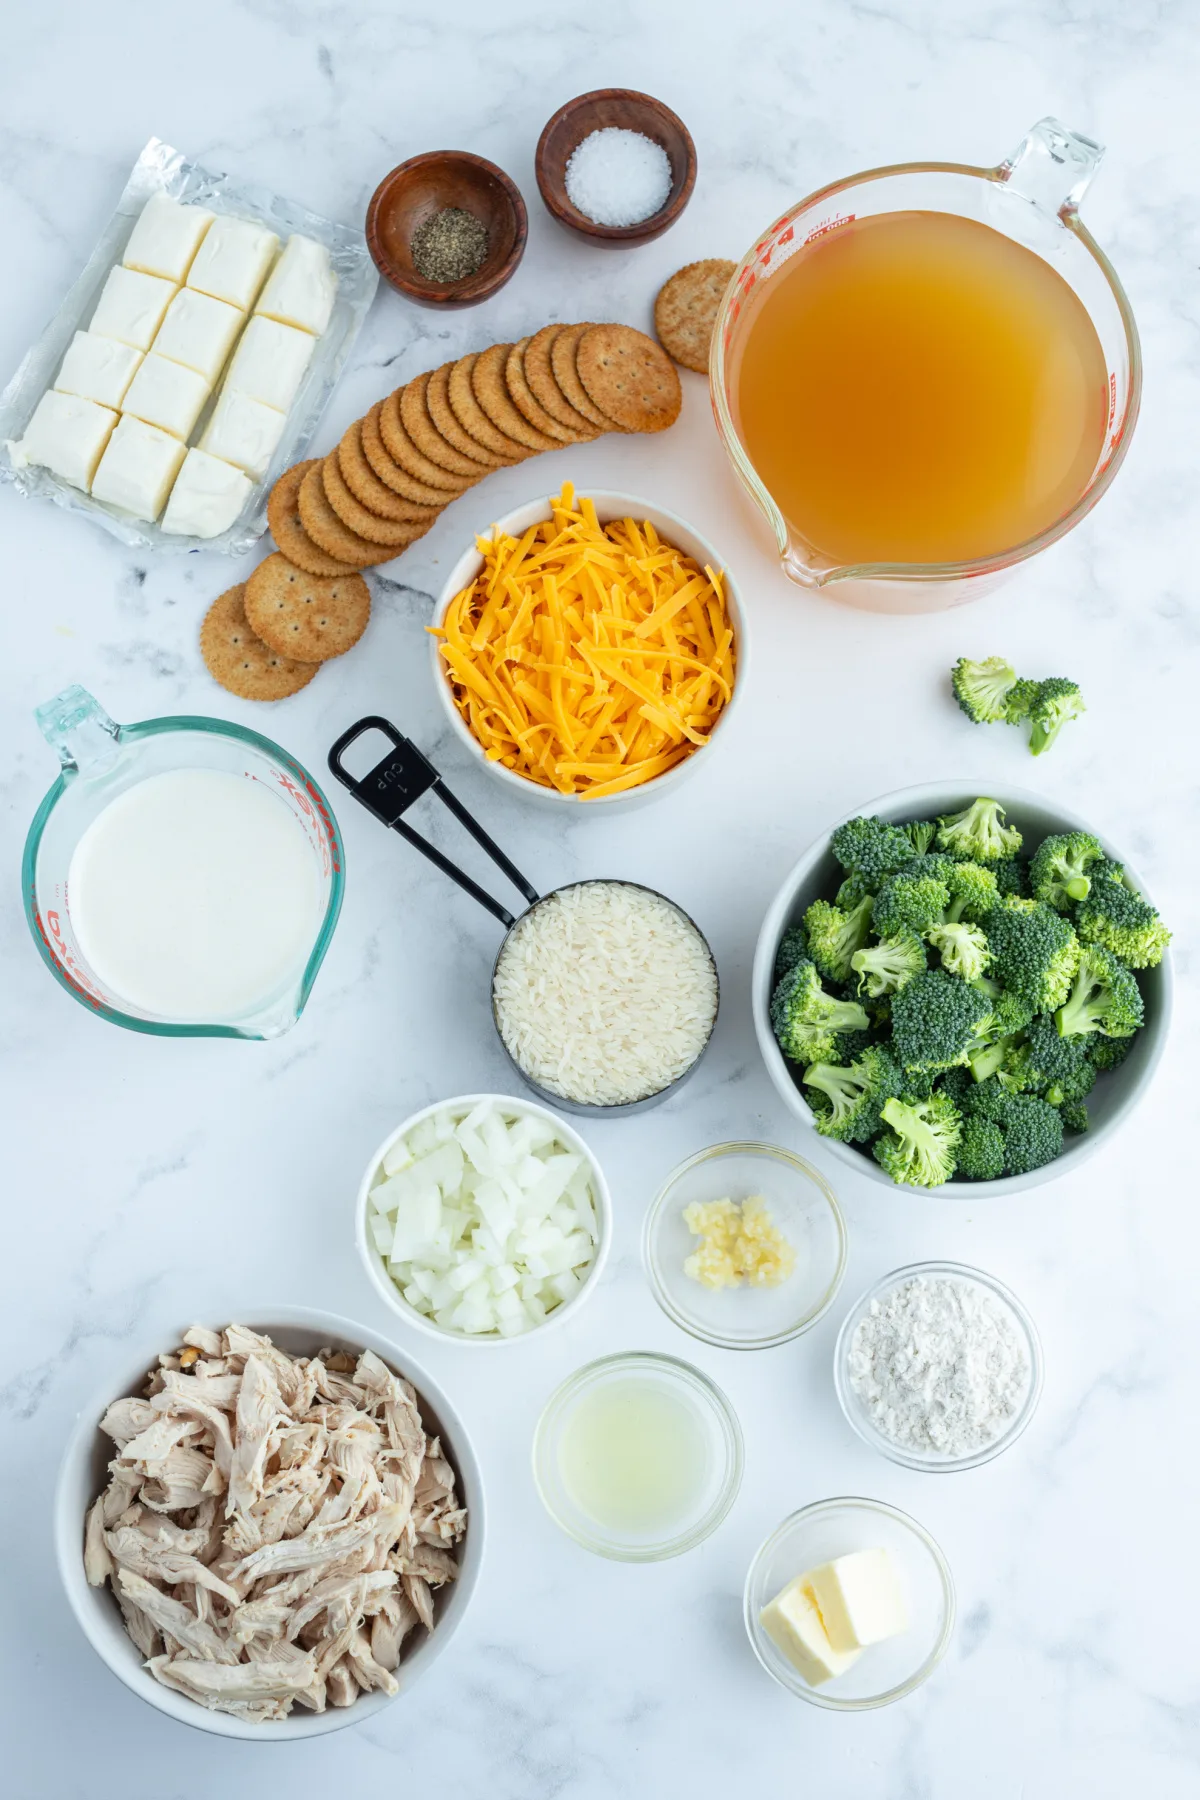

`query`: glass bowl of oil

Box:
[643,1143,847,1350]
[532,1352,743,1561]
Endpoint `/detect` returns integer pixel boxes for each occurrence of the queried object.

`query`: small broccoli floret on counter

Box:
[1030,832,1106,911]
[850,930,927,998]
[957,1114,1006,1180]
[774,924,809,983]
[927,920,992,982]
[803,1047,902,1143]
[1055,944,1145,1041]
[936,797,1023,863]
[904,819,938,855]
[803,895,875,983]
[771,958,871,1067]
[1027,678,1086,756]
[985,897,1080,1012]
[830,815,916,889]
[1060,1099,1090,1134]
[872,871,950,939]
[951,656,1022,724]
[890,968,993,1073]
[1004,677,1040,724]
[995,1093,1064,1174]
[1075,868,1171,969]
[873,1092,962,1187]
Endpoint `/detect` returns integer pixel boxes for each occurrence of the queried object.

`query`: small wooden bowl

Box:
[366,152,527,308]
[535,90,696,246]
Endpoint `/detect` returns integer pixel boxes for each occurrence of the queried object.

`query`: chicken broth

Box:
[556,1376,712,1536]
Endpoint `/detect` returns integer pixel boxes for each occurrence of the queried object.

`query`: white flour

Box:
[847,1274,1031,1458]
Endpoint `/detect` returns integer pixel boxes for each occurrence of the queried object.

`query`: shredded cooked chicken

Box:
[85,1324,467,1721]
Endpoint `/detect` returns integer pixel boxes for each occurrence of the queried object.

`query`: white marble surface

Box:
[2,2,1197,1794]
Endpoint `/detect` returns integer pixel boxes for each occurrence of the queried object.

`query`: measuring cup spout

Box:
[35,685,122,778]
[998,117,1104,218]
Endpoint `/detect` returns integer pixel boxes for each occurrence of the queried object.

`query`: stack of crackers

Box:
[201,322,682,700]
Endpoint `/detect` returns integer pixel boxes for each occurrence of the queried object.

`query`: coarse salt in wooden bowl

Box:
[366,151,527,307]
[535,89,696,245]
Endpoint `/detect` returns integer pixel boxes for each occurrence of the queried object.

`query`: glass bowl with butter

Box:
[642,1142,847,1350]
[744,1498,955,1709]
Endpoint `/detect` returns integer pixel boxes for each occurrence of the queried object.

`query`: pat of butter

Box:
[255,233,337,336]
[152,288,244,385]
[806,1548,908,1652]
[200,388,285,480]
[224,316,315,412]
[760,1577,862,1687]
[123,195,214,283]
[161,448,252,538]
[54,331,143,409]
[90,415,186,520]
[121,354,210,440]
[188,216,279,311]
[8,390,117,490]
[89,266,178,352]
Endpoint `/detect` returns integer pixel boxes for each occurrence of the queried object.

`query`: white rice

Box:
[493,881,718,1107]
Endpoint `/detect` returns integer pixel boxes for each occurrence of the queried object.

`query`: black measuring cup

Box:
[328,717,719,1117]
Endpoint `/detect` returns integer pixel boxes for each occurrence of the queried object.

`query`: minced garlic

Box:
[682,1196,795,1290]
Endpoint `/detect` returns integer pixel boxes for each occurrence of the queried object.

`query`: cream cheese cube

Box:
[89,267,177,351]
[152,289,243,384]
[760,1577,862,1687]
[200,388,285,480]
[8,390,117,490]
[54,331,143,409]
[224,316,314,412]
[255,233,337,336]
[123,195,214,283]
[187,216,279,311]
[90,415,186,520]
[806,1549,908,1652]
[161,448,252,538]
[121,354,210,440]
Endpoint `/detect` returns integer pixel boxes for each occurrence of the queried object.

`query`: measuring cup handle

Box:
[327,717,540,930]
[35,685,122,776]
[1000,117,1104,217]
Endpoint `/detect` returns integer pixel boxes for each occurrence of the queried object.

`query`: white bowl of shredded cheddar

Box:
[428,485,745,806]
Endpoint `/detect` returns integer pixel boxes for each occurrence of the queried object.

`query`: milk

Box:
[68,768,322,1021]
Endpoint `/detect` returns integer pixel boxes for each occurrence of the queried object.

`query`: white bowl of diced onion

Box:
[356,1094,612,1346]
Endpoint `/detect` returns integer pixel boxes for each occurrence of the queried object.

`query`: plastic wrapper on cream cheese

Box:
[0,137,378,555]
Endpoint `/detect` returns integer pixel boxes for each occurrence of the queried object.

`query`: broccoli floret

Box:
[1075,868,1171,970]
[968,1032,1027,1086]
[850,930,927,998]
[803,895,875,983]
[963,1078,1009,1121]
[937,1064,975,1109]
[890,969,993,1073]
[1060,1099,1090,1134]
[803,1047,902,1143]
[1020,1015,1091,1087]
[1004,678,1039,723]
[942,861,999,923]
[904,819,938,855]
[995,1093,1064,1173]
[1027,678,1085,755]
[927,920,992,982]
[1090,1034,1134,1071]
[830,815,916,889]
[957,1115,1006,1180]
[951,656,1022,724]
[995,1043,1049,1095]
[971,978,1035,1039]
[770,958,871,1066]
[936,797,1023,863]
[993,857,1028,899]
[872,871,950,938]
[1055,944,1145,1041]
[1044,1061,1097,1107]
[774,924,808,983]
[835,871,875,911]
[899,1066,938,1104]
[873,1093,962,1187]
[984,896,1080,1012]
[1029,832,1106,911]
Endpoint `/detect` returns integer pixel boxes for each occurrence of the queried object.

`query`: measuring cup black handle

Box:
[327,717,540,929]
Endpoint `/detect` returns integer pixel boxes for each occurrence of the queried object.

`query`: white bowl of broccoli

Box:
[752,784,1173,1197]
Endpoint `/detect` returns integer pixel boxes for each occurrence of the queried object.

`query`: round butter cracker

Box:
[267,461,360,578]
[322,451,434,549]
[506,338,579,443]
[654,259,737,373]
[447,354,530,462]
[471,343,561,453]
[361,401,458,507]
[380,389,473,493]
[338,420,440,523]
[244,553,371,663]
[200,583,318,700]
[400,369,491,477]
[298,463,401,568]
[576,324,682,434]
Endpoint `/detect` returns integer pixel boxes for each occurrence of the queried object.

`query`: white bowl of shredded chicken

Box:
[56,1310,483,1739]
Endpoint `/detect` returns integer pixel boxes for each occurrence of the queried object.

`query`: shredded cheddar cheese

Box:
[428,484,736,797]
[682,1197,796,1290]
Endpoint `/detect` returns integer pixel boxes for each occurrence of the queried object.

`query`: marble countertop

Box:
[2,2,1196,1795]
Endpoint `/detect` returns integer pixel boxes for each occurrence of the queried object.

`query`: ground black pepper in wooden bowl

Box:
[411,208,490,283]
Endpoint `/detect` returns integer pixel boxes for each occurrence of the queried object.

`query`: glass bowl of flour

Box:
[833,1261,1043,1472]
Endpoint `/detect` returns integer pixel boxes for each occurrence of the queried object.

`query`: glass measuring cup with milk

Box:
[23,686,344,1038]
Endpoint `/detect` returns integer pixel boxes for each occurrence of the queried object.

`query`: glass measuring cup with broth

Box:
[711,119,1141,612]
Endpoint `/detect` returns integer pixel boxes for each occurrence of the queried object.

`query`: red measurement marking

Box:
[804,211,855,245]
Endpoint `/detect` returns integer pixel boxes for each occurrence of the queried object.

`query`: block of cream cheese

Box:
[123,195,215,283]
[90,415,187,520]
[8,390,117,490]
[200,388,285,480]
[161,447,253,538]
[805,1549,908,1652]
[54,331,143,410]
[89,266,178,352]
[255,234,337,336]
[187,216,279,311]
[121,354,210,440]
[224,316,315,412]
[152,289,244,385]
[760,1577,862,1687]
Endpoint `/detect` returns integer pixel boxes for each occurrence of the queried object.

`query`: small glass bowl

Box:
[833,1260,1044,1473]
[744,1498,955,1710]
[532,1352,743,1561]
[642,1142,847,1349]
